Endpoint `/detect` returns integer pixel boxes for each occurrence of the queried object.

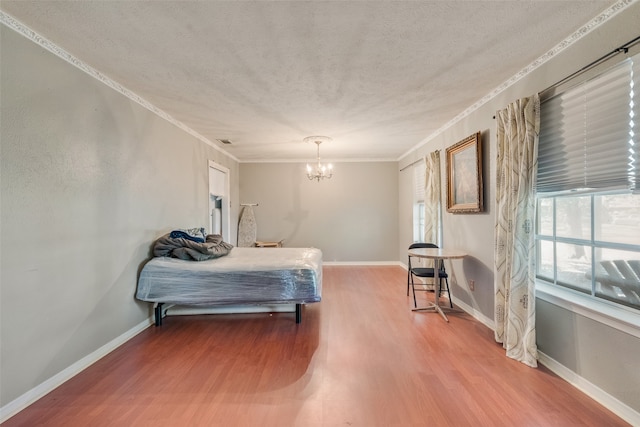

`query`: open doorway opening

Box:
[208,161,231,243]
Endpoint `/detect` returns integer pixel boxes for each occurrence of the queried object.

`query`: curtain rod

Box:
[539,34,640,99]
[493,34,640,119]
[399,158,423,172]
[399,149,441,172]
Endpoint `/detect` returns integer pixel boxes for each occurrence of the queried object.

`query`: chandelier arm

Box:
[304,136,333,181]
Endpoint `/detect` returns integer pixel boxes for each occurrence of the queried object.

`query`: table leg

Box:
[411,257,450,321]
[412,303,449,322]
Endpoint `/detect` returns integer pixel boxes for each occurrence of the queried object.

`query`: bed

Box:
[136,247,322,325]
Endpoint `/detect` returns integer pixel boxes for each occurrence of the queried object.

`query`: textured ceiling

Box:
[0,1,619,162]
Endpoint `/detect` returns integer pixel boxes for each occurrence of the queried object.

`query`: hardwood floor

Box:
[3,266,629,426]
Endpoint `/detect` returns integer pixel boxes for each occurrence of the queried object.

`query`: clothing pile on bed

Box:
[169,227,207,243]
[154,228,234,261]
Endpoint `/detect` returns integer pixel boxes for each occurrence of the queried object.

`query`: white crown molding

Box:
[0,11,239,163]
[240,157,398,164]
[398,0,636,162]
[3,0,634,166]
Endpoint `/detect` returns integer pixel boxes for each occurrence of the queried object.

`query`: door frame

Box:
[208,160,231,243]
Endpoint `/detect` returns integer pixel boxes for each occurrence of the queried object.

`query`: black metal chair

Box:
[407,243,452,308]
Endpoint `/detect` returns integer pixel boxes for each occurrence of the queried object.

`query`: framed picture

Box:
[446,132,483,213]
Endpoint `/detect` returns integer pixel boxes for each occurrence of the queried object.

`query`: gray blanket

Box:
[154,233,234,261]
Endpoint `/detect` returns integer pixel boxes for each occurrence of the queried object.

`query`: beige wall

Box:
[397,2,640,413]
[0,27,239,406]
[240,162,398,262]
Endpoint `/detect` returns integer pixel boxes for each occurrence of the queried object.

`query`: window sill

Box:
[536,281,640,339]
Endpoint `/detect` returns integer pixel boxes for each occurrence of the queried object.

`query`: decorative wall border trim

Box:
[399,0,636,162]
[5,0,633,166]
[241,157,398,164]
[0,11,239,163]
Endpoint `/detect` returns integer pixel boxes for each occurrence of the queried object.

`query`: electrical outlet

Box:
[469,280,475,291]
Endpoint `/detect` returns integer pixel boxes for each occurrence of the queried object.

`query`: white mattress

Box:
[136,247,322,306]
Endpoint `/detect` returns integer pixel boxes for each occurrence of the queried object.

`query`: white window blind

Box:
[413,160,426,203]
[538,53,639,193]
[633,52,640,191]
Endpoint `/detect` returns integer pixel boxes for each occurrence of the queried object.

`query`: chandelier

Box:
[304,136,333,181]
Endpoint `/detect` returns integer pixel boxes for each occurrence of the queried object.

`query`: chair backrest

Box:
[408,243,441,269]
[408,243,438,250]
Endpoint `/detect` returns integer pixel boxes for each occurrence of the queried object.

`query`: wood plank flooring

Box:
[2,266,630,426]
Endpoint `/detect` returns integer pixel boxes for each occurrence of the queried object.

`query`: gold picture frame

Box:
[446,132,483,213]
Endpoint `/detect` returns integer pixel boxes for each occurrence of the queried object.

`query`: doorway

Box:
[208,160,231,242]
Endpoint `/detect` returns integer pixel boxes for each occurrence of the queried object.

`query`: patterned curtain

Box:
[494,94,540,367]
[423,151,441,245]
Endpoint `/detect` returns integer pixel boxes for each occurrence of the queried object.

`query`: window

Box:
[413,202,425,243]
[536,50,640,313]
[536,192,640,309]
[413,162,426,242]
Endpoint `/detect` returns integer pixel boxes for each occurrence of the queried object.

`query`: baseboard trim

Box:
[455,303,639,424]
[538,352,640,426]
[0,317,153,424]
[452,297,496,330]
[4,288,637,426]
[323,261,403,266]
[405,264,638,424]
